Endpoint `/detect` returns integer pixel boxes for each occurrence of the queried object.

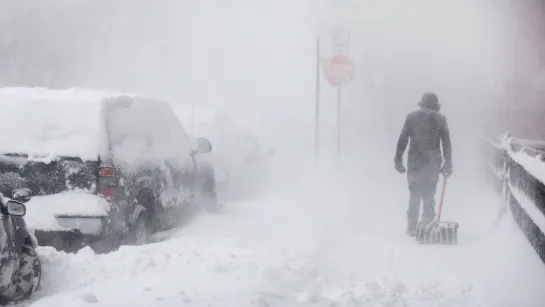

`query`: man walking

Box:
[394,92,453,236]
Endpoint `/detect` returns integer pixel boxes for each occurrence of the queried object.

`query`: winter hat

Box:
[418,92,440,111]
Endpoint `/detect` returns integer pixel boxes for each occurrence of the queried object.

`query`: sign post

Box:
[190,87,196,136]
[336,87,343,168]
[312,1,357,169]
[315,36,321,169]
[323,53,354,167]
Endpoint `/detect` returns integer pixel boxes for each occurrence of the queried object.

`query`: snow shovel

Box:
[415,175,459,244]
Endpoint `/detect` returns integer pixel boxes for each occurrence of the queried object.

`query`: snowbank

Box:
[28,236,484,307]
[0,87,133,162]
[24,191,110,232]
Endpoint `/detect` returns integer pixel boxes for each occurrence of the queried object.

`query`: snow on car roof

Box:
[0,87,135,161]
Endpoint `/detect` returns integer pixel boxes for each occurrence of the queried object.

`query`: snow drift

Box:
[0,87,132,162]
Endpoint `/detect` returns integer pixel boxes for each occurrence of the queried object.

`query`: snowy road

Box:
[20,151,545,307]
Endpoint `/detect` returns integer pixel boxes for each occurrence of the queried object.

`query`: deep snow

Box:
[17,147,545,307]
[0,87,128,161]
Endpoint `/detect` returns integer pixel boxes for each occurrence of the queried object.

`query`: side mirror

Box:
[12,188,32,203]
[194,138,212,154]
[5,200,26,217]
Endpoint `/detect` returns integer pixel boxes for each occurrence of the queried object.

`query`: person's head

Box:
[417,92,441,111]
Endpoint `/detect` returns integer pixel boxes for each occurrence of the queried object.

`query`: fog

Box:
[1,0,532,154]
[1,0,536,216]
[1,0,540,209]
[4,2,545,305]
[0,1,541,203]
[1,0,531,203]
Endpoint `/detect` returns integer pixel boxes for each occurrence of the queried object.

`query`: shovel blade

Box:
[416,221,459,244]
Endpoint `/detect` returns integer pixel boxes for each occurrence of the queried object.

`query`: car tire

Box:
[2,243,42,304]
[200,168,220,212]
[202,190,220,212]
[126,217,149,246]
[200,182,221,212]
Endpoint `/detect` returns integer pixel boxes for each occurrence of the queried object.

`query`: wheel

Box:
[0,244,42,304]
[200,167,220,212]
[202,190,220,212]
[199,177,220,212]
[126,217,149,246]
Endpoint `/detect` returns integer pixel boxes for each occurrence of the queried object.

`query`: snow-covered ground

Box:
[18,143,545,307]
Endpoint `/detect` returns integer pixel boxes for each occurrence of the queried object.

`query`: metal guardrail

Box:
[482,134,545,264]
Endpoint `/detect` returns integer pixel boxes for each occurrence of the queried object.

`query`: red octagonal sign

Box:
[324,54,354,87]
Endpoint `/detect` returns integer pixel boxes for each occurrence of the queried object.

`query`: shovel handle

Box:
[436,175,448,221]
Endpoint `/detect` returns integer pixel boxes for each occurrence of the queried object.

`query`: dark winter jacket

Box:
[395,107,452,194]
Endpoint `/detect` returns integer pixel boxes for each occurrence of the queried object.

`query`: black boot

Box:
[407,224,417,237]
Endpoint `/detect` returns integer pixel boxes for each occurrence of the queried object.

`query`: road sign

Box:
[323,54,354,87]
[330,28,350,55]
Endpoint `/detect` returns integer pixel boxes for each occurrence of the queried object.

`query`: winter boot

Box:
[407,224,417,237]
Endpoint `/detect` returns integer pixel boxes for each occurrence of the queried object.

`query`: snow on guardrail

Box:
[482,132,545,264]
[500,134,545,185]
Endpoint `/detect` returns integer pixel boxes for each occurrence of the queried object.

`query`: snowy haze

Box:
[0,0,516,149]
[2,1,545,306]
[85,0,513,171]
[2,0,517,161]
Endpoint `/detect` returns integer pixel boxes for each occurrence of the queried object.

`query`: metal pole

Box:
[315,36,321,169]
[337,86,342,168]
[191,87,195,136]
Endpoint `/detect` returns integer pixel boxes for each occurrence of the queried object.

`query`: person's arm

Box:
[440,116,452,166]
[395,115,410,162]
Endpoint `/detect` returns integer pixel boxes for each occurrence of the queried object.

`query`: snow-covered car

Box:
[173,105,271,200]
[0,87,216,252]
[0,193,41,305]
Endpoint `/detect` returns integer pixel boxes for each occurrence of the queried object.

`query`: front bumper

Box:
[55,215,106,235]
[33,215,110,252]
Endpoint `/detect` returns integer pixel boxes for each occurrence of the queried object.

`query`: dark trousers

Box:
[407,190,437,228]
[406,162,441,229]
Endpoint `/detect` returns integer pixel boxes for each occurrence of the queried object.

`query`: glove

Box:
[394,159,406,174]
[441,160,453,177]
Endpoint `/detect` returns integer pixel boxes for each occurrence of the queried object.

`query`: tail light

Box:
[98,167,116,201]
[99,167,116,177]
